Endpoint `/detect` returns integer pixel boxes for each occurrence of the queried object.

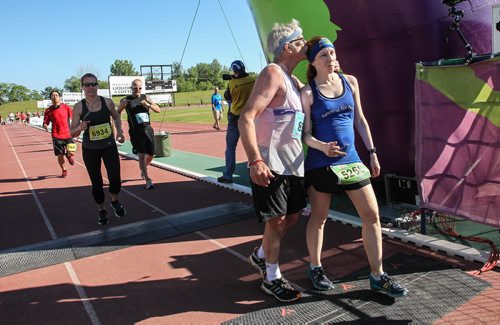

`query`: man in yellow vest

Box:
[217,60,256,183]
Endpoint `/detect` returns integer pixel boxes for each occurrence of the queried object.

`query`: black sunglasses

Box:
[288,37,304,44]
[132,87,142,90]
[83,82,98,87]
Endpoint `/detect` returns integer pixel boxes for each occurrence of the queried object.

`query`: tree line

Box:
[0,59,255,105]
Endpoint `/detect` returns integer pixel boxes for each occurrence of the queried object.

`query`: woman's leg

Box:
[82,147,105,208]
[346,184,383,275]
[102,145,121,201]
[306,186,332,266]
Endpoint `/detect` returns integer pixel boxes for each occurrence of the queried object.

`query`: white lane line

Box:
[2,126,57,239]
[5,126,100,324]
[195,231,248,262]
[65,262,101,325]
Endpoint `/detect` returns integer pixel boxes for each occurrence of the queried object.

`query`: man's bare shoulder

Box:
[256,63,283,85]
[264,63,282,76]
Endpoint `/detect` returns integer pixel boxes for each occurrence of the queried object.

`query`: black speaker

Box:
[384,174,419,208]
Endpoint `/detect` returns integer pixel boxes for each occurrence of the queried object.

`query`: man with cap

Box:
[217,60,256,184]
[238,19,307,302]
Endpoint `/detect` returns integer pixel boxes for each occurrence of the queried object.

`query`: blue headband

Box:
[273,28,303,58]
[307,38,335,62]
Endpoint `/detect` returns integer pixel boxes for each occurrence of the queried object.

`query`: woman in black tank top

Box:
[70,73,126,226]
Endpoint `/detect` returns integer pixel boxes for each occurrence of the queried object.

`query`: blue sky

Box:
[0,0,265,91]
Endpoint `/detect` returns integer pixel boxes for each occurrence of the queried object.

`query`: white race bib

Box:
[291,111,305,139]
[135,112,150,124]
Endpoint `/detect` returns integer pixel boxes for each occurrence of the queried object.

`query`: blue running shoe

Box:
[307,266,334,291]
[369,273,408,298]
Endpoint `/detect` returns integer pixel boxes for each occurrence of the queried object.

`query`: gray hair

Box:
[267,19,303,60]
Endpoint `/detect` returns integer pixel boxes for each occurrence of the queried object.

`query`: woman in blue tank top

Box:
[300,37,407,297]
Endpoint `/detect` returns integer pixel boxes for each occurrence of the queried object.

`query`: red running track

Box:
[1,123,499,324]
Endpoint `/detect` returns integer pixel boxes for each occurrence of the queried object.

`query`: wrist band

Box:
[248,159,264,167]
[369,147,377,154]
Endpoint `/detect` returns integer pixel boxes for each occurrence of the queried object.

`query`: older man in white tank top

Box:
[239,19,308,303]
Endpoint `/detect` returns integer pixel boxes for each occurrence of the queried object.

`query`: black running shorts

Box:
[251,172,307,222]
[129,126,155,155]
[52,138,74,156]
[305,166,371,192]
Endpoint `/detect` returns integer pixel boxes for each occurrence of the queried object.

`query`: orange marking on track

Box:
[341,284,354,292]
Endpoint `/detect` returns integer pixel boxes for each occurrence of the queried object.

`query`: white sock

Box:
[266,263,282,282]
[371,272,383,281]
[257,245,265,259]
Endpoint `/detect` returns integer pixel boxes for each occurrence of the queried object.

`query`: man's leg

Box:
[140,153,155,189]
[260,212,301,302]
[53,139,67,176]
[138,153,147,179]
[222,117,239,180]
[57,154,66,173]
[57,154,65,170]
[215,111,221,130]
[212,110,218,129]
[262,215,287,265]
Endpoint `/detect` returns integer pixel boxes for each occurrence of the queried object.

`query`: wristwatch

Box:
[369,147,377,154]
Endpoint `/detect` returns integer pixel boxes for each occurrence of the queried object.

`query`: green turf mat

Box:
[118,141,250,186]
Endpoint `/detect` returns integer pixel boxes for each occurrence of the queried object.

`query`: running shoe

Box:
[248,247,266,279]
[98,210,109,226]
[307,266,334,291]
[261,277,301,302]
[110,200,126,218]
[217,176,233,184]
[146,179,154,189]
[61,170,68,178]
[369,273,408,298]
[67,154,75,166]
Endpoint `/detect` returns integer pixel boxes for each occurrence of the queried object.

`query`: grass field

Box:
[0,89,222,124]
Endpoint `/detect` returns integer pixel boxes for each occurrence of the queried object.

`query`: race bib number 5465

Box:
[330,162,371,185]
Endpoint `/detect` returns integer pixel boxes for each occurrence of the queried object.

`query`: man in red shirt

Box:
[43,90,75,177]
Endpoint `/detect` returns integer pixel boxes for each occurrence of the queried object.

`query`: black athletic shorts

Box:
[251,171,307,222]
[130,126,155,155]
[52,138,74,156]
[305,166,371,193]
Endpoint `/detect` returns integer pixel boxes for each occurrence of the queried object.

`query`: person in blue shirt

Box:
[301,36,408,298]
[211,87,223,130]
